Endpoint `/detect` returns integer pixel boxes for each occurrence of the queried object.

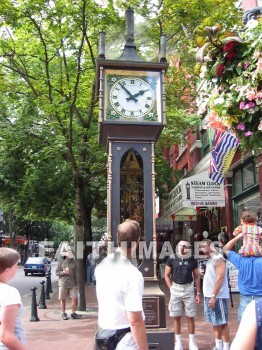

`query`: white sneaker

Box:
[189,341,198,350]
[174,344,183,350]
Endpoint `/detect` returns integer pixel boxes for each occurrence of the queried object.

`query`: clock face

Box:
[109,77,155,119]
[104,70,162,122]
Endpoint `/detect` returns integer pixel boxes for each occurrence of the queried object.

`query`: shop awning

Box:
[163,171,225,219]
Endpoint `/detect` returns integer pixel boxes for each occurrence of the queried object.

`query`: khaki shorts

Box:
[58,286,78,301]
[168,282,196,317]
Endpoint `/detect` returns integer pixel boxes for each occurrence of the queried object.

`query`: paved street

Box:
[10,262,59,307]
[18,275,241,350]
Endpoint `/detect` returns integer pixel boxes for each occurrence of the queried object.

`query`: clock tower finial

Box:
[118,9,144,62]
[125,8,135,48]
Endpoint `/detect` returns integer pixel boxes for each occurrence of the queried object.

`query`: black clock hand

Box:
[126,89,150,101]
[119,83,138,102]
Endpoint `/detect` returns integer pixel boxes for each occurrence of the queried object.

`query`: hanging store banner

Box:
[164,171,225,218]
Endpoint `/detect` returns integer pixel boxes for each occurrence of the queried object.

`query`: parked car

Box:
[24,257,51,276]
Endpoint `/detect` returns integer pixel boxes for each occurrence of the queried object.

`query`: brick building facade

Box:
[158,0,262,246]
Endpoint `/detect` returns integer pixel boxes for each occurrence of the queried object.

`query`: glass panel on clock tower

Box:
[120,149,144,233]
[104,69,162,123]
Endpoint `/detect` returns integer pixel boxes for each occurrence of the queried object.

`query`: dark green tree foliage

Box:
[0,0,117,234]
[0,0,120,309]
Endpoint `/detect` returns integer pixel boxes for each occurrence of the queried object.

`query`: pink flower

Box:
[256,91,262,99]
[198,105,207,115]
[247,102,255,108]
[243,101,255,109]
[205,111,226,131]
[245,62,250,69]
[245,131,253,137]
[258,119,262,131]
[237,123,245,130]
[257,58,262,71]
[239,101,246,110]
[246,90,256,101]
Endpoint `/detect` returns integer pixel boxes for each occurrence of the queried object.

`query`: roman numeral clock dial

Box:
[108,76,157,120]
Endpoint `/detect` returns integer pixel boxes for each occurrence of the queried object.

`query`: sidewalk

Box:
[22,280,240,350]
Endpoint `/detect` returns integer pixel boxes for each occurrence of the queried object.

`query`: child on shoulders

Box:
[233,210,262,256]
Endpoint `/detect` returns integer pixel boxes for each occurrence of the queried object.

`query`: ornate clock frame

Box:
[95,9,174,348]
[97,60,168,145]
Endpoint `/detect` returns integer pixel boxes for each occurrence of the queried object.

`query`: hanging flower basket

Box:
[195,19,262,152]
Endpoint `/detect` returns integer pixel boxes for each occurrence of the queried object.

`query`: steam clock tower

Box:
[96,9,173,349]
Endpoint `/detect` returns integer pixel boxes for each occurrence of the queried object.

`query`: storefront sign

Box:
[164,171,225,217]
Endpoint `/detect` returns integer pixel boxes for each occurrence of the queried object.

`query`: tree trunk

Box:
[74,175,86,311]
[9,211,14,248]
[83,205,93,283]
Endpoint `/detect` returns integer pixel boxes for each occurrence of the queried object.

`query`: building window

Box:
[235,194,261,228]
[200,129,211,157]
[178,141,186,157]
[183,165,188,176]
[243,162,255,189]
[233,160,258,195]
[234,169,242,195]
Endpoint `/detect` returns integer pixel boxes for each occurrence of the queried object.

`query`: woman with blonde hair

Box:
[0,247,27,349]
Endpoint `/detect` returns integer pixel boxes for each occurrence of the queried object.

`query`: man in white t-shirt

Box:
[95,220,148,350]
[200,239,230,350]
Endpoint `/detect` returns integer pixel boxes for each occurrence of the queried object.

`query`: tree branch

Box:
[26,10,53,103]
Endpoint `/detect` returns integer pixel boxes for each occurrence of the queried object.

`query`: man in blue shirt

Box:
[223,232,262,320]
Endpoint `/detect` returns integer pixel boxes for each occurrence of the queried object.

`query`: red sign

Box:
[3,235,28,245]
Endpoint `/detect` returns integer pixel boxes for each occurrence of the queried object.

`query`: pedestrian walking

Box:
[223,232,262,320]
[164,240,200,350]
[0,247,27,349]
[95,220,148,350]
[200,239,230,350]
[86,251,96,286]
[56,248,81,320]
